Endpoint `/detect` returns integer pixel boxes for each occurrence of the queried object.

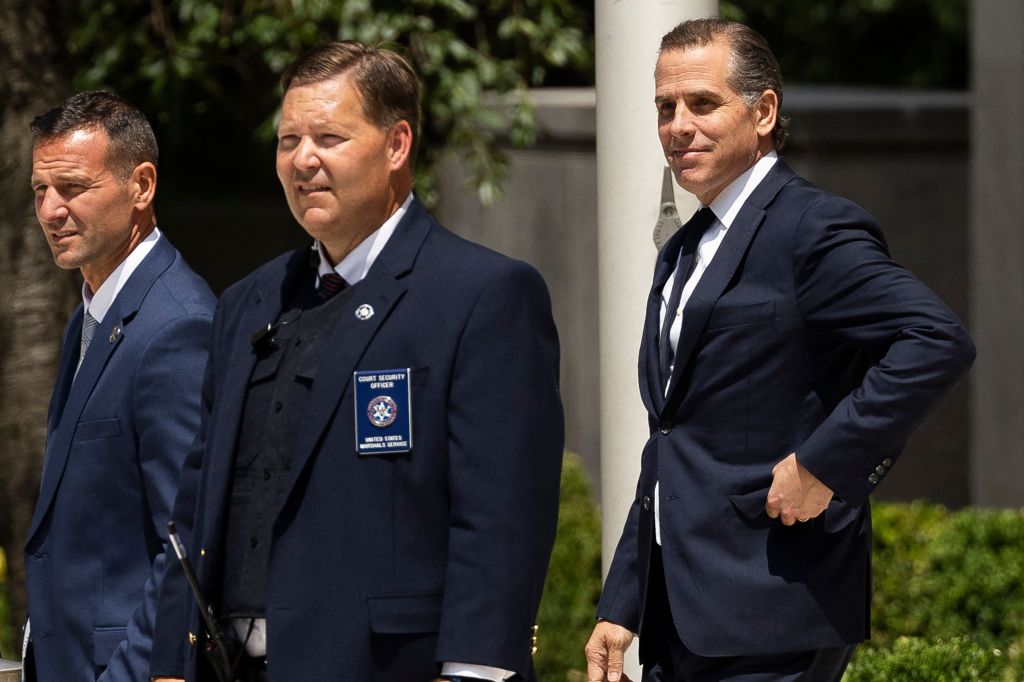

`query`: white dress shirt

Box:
[82,227,162,324]
[234,193,511,680]
[654,153,779,545]
[315,193,413,284]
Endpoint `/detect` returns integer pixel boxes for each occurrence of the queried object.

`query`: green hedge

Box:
[854,501,1024,679]
[5,467,1024,678]
[844,636,1008,682]
[531,475,1024,681]
[534,452,602,681]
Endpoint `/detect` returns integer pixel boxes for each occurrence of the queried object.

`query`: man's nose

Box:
[37,187,69,224]
[669,105,696,138]
[292,137,321,171]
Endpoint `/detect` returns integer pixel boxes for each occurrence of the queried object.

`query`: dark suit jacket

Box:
[158,199,563,680]
[23,236,214,681]
[597,158,975,657]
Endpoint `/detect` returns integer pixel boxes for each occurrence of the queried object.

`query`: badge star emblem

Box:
[355,304,374,321]
[367,396,397,427]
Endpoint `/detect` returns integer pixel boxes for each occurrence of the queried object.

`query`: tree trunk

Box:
[0,0,76,646]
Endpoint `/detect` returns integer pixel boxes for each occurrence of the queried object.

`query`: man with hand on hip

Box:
[586,18,975,682]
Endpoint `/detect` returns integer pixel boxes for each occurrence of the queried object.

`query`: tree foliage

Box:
[52,0,592,204]
[720,0,968,88]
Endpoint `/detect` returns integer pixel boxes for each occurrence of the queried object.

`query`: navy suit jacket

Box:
[157,200,563,680]
[598,159,975,657]
[24,236,214,680]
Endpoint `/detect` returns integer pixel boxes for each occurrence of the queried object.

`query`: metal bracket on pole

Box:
[653,166,682,250]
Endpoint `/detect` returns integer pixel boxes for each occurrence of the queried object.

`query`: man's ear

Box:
[754,89,779,139]
[130,162,157,211]
[387,120,413,171]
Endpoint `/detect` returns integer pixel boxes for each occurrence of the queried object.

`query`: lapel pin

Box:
[109,326,122,343]
[355,304,374,321]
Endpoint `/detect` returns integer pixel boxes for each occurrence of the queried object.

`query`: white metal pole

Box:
[595,0,717,675]
[969,0,1024,505]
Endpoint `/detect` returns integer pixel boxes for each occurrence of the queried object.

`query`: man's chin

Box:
[671,168,702,194]
[295,213,341,240]
[52,251,84,271]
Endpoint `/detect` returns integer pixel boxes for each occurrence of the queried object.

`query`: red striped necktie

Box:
[318,272,348,299]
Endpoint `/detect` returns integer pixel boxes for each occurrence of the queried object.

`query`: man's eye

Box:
[319,134,344,146]
[278,135,299,150]
[59,183,88,196]
[658,103,674,116]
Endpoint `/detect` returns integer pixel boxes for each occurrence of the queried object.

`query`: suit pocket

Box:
[706,300,776,331]
[411,366,429,387]
[74,417,122,442]
[92,625,126,666]
[729,487,769,520]
[367,593,442,634]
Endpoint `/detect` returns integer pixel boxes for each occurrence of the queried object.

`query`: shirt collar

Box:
[83,227,162,324]
[706,151,779,228]
[316,193,414,285]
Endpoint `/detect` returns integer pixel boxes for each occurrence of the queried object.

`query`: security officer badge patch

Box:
[354,368,413,455]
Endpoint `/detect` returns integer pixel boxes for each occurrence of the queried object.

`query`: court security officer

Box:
[149,41,563,682]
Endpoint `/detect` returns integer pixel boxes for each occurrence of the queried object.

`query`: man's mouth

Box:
[669,148,710,166]
[49,229,77,244]
[298,184,331,195]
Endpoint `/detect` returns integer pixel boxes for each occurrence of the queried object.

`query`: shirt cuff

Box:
[441,661,515,680]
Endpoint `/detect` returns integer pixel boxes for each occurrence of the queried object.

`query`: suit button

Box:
[250,537,259,548]
[642,495,652,511]
[875,465,886,476]
[882,458,894,469]
[659,423,671,435]
[868,474,880,485]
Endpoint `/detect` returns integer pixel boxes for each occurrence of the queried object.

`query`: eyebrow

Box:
[654,89,720,103]
[31,172,92,187]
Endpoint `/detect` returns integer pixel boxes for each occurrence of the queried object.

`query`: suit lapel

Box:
[27,238,177,543]
[280,201,432,506]
[47,307,83,435]
[661,160,797,417]
[201,247,312,549]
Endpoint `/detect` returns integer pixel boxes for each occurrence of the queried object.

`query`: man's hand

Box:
[765,453,833,525]
[585,620,635,682]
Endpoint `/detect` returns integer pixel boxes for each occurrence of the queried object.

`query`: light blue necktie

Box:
[78,310,99,371]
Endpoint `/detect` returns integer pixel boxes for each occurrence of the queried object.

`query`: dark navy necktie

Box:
[658,207,717,389]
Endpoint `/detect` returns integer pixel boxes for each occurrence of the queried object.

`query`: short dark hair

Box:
[30,90,159,180]
[282,41,422,166]
[660,18,789,150]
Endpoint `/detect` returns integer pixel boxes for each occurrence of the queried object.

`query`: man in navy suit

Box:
[585,19,975,682]
[23,91,215,680]
[149,42,563,682]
